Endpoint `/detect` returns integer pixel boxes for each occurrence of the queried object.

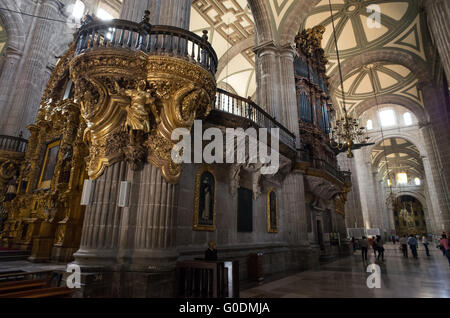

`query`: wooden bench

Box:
[0,279,48,295]
[0,287,73,298]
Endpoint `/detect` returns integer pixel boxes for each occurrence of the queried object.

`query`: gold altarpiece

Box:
[0,44,89,262]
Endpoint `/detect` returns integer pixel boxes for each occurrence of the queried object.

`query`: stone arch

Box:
[354,95,429,125]
[395,192,427,209]
[247,0,275,45]
[368,133,427,159]
[217,37,255,76]
[328,49,431,89]
[0,0,25,53]
[372,148,423,170]
[278,0,321,45]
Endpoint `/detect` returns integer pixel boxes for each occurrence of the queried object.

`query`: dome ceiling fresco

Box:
[190,0,257,98]
[371,138,424,183]
[304,0,426,76]
[334,62,423,113]
[303,0,428,118]
[0,19,7,56]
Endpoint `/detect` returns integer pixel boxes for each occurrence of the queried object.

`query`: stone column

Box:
[420,125,450,232]
[279,45,300,139]
[337,153,364,228]
[0,50,22,133]
[3,0,61,137]
[120,0,191,28]
[254,42,282,122]
[75,162,127,267]
[424,0,450,85]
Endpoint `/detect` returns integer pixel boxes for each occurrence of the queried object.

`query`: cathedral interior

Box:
[0,0,449,299]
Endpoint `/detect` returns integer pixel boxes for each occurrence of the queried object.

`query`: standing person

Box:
[376,235,385,262]
[400,234,408,257]
[359,236,369,263]
[351,237,357,252]
[392,235,396,245]
[439,234,450,266]
[422,235,430,257]
[408,234,418,259]
[205,241,218,261]
[369,237,378,258]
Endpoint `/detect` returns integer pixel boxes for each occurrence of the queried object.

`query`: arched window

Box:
[72,0,85,20]
[299,92,312,123]
[403,112,413,126]
[367,119,373,130]
[414,178,421,186]
[379,109,396,127]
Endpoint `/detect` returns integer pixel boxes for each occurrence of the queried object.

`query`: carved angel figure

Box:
[115,80,157,133]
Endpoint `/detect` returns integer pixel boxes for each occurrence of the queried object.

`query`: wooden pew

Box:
[0,287,73,298]
[0,279,48,295]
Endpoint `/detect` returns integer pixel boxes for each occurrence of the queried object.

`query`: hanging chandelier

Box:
[326,0,369,158]
[330,115,369,158]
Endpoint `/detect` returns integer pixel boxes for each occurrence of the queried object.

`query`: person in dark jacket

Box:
[205,241,218,261]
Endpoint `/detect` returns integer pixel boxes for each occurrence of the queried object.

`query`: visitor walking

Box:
[369,236,377,258]
[422,235,430,256]
[408,234,418,259]
[400,234,408,257]
[376,235,385,261]
[439,234,450,266]
[392,235,396,244]
[359,236,369,263]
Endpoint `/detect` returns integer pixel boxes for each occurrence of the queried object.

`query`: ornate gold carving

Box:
[70,50,216,183]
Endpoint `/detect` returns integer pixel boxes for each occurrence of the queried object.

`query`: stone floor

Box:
[241,244,450,298]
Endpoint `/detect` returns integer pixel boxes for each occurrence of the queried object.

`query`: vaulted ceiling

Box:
[303,0,429,117]
[190,0,256,98]
[371,137,424,184]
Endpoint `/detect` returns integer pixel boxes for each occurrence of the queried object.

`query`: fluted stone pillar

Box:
[420,125,450,233]
[424,0,450,85]
[254,42,282,122]
[120,0,191,28]
[279,45,300,139]
[75,162,127,266]
[337,154,364,228]
[0,50,22,133]
[3,0,61,137]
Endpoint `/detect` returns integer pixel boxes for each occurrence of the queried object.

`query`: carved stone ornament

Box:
[70,50,216,183]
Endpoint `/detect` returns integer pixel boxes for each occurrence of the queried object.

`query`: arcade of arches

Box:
[0,0,449,298]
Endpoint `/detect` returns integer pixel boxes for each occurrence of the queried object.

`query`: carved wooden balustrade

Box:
[214,89,297,151]
[74,19,218,76]
[0,135,28,153]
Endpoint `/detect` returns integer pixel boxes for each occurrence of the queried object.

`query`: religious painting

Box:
[237,187,253,232]
[267,188,278,233]
[37,139,60,189]
[193,166,216,231]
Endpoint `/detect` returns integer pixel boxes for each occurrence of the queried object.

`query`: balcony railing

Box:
[214,88,296,150]
[297,149,350,183]
[0,135,28,153]
[74,18,218,76]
